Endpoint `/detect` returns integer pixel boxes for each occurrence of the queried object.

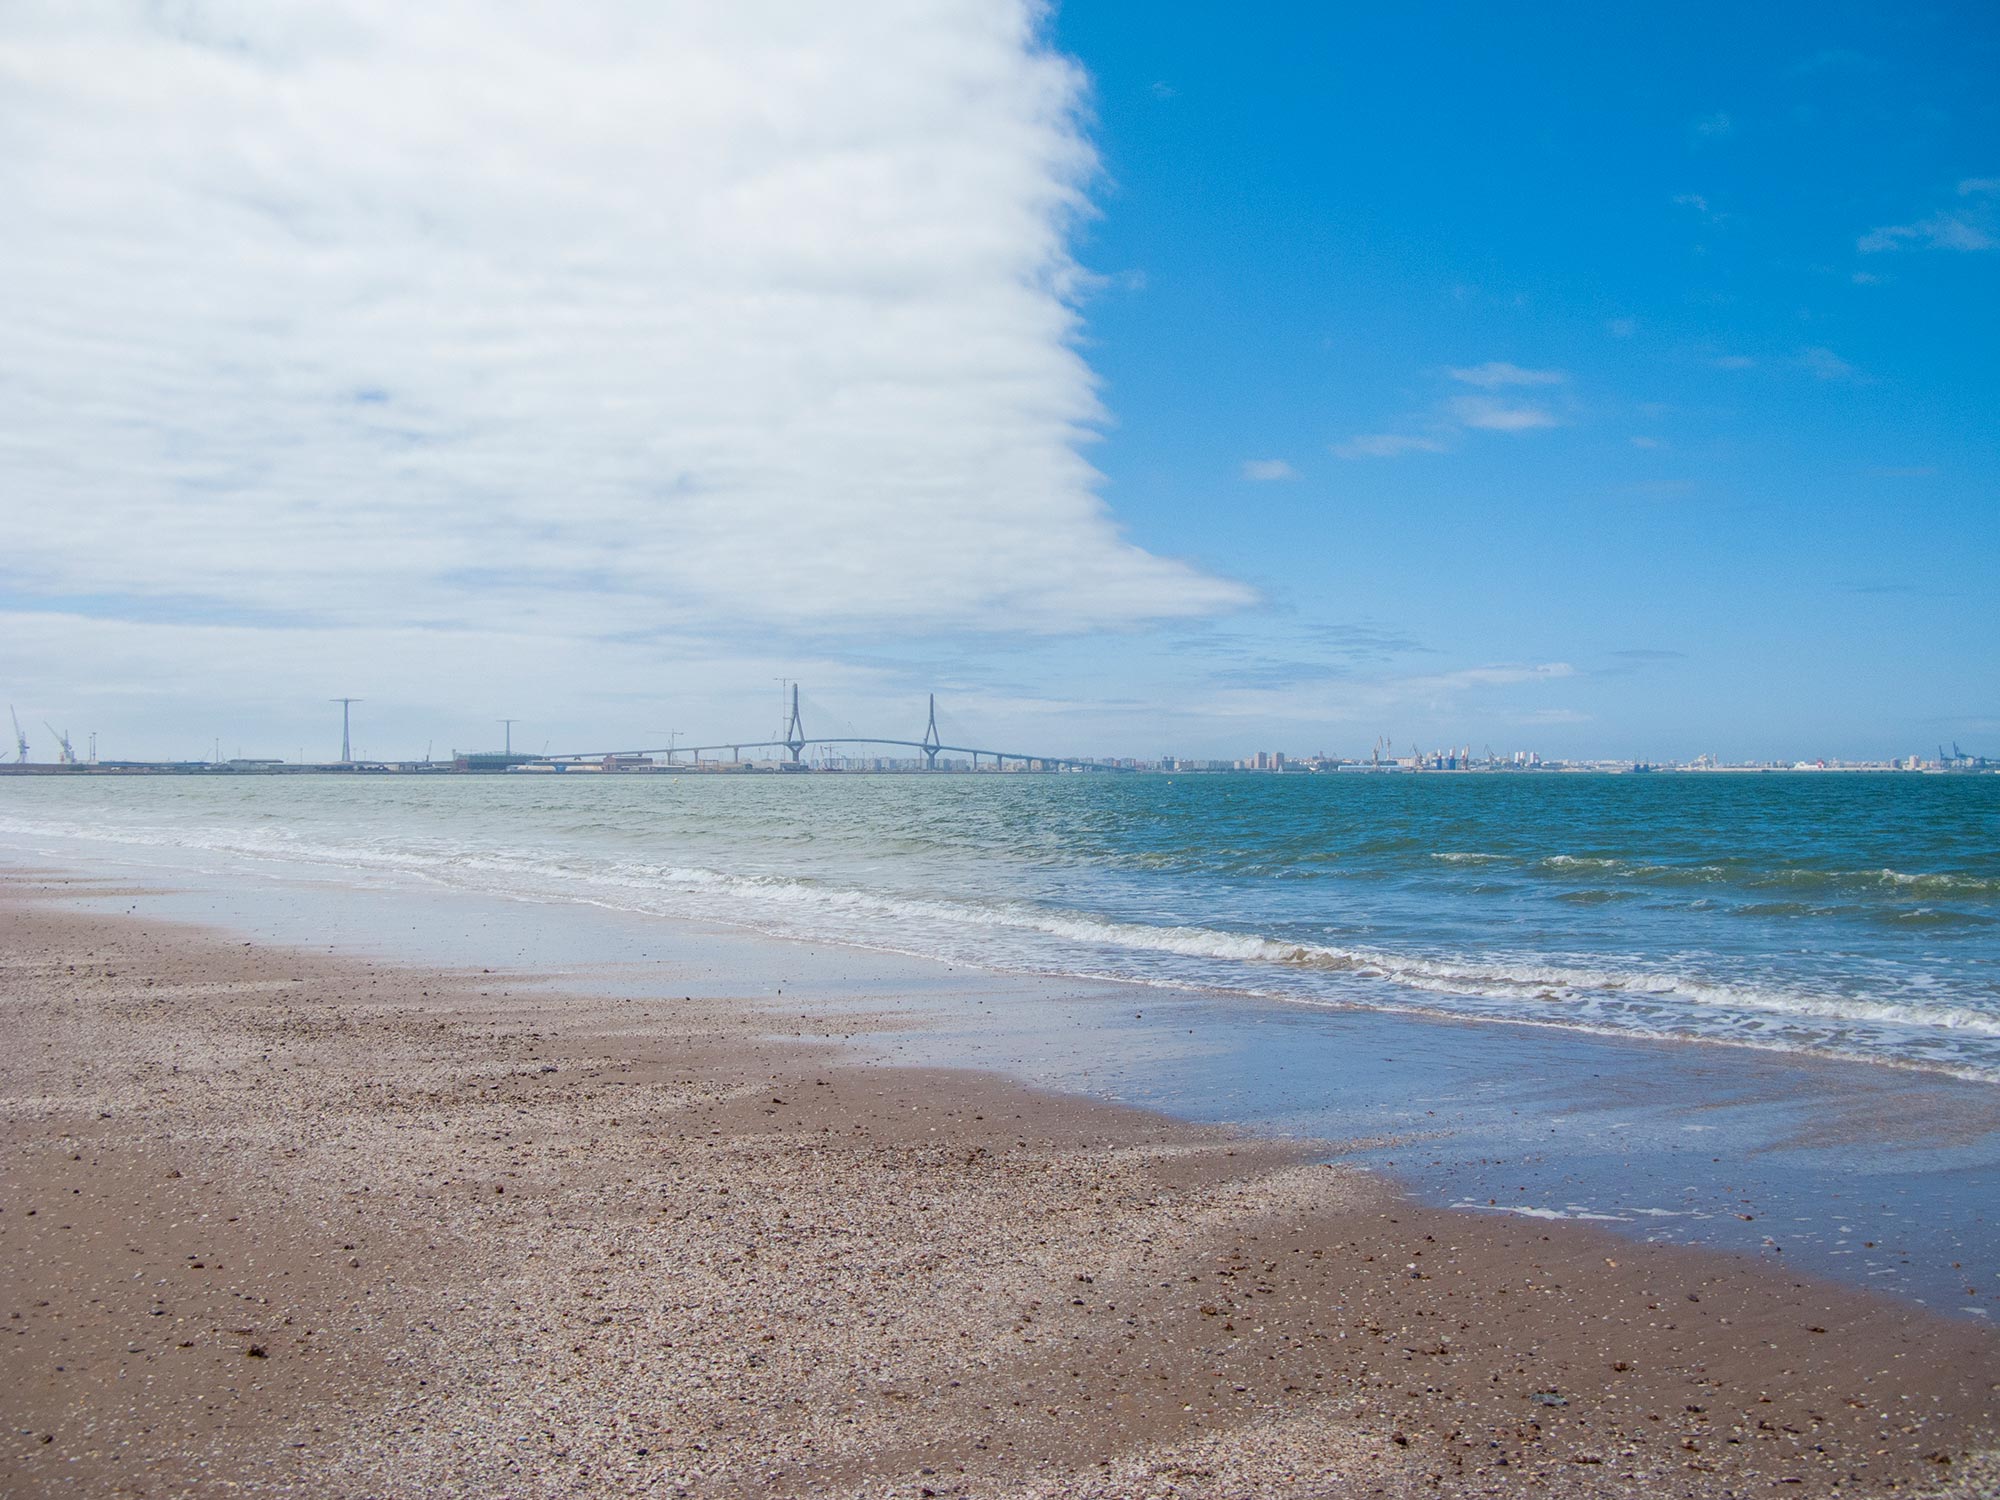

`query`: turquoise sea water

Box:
[3,770,1996,1082]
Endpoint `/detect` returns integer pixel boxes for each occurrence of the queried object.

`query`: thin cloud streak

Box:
[1332,433,1449,459]
[1447,361,1567,388]
[1449,396,1560,431]
[1240,458,1298,481]
[1796,346,1863,382]
[1335,359,1568,456]
[1858,177,1998,253]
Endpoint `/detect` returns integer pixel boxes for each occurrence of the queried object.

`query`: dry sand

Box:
[3,873,1996,1498]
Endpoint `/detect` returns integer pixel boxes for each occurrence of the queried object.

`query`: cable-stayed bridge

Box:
[542,688,1129,773]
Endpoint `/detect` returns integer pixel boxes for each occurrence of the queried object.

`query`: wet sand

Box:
[3,874,1996,1497]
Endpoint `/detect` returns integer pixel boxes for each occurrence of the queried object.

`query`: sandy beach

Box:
[4,872,1996,1499]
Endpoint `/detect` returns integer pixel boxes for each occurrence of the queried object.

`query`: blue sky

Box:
[1038,0,1999,759]
[1,1,1993,762]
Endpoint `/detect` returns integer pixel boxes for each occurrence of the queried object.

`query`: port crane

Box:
[43,722,76,765]
[9,707,26,763]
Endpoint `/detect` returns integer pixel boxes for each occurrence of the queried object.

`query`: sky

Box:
[2,0,1994,763]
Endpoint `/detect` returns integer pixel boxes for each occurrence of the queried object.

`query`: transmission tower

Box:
[331,698,361,763]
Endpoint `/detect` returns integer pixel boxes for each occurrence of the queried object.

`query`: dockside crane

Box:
[9,707,27,763]
[43,722,75,765]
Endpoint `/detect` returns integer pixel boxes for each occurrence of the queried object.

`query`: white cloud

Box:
[1858,215,1995,253]
[1606,317,1637,338]
[1336,361,1568,455]
[1449,396,1559,432]
[1447,361,1566,389]
[1240,458,1298,481]
[1796,346,1860,382]
[1691,111,1733,139]
[1859,180,1997,253]
[1712,355,1757,370]
[0,0,1250,649]
[1332,433,1449,460]
[1630,436,1663,449]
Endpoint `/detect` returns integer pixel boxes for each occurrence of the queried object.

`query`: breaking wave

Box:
[3,801,1997,1083]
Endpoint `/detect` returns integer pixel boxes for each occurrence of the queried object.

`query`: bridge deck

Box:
[541,737,1126,771]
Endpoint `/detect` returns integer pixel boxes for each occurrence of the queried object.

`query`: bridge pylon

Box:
[783,685,806,765]
[921,693,942,770]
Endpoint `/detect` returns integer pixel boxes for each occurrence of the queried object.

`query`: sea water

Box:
[2,770,1995,1080]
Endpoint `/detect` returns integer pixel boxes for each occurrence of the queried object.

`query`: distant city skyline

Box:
[8,690,1986,775]
[1,2,1993,761]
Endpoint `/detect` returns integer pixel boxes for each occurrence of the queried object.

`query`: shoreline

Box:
[642,886,2000,1324]
[4,837,1997,1314]
[4,873,1996,1497]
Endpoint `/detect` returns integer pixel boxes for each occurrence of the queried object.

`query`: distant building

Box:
[454,751,541,772]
